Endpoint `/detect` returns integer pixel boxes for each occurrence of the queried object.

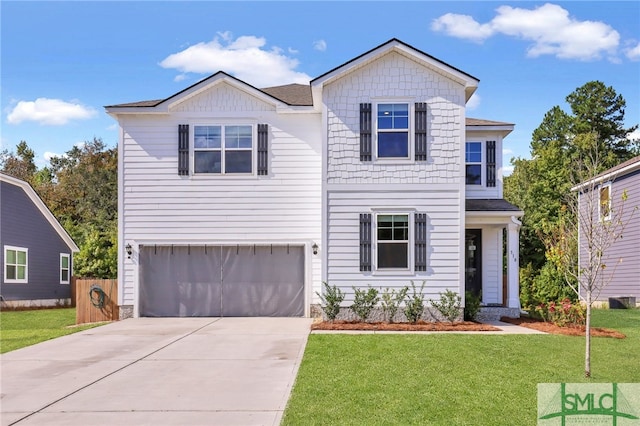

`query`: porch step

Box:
[477,306,520,322]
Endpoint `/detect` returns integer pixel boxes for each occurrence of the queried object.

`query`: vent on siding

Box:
[359,213,372,271]
[486,140,496,187]
[415,103,428,161]
[360,103,372,162]
[257,124,269,176]
[178,124,189,176]
[415,213,427,271]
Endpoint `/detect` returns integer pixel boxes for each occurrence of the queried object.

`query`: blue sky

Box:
[2,1,639,173]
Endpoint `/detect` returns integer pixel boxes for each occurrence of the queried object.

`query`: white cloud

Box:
[503,148,513,155]
[466,93,481,110]
[7,98,97,125]
[159,33,311,87]
[432,3,621,61]
[503,164,515,176]
[625,41,640,61]
[627,128,640,141]
[313,39,327,52]
[44,151,64,161]
[431,13,494,43]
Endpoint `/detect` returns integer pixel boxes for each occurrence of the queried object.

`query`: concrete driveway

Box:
[0,317,312,426]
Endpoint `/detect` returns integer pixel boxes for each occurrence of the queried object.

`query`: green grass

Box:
[0,308,104,354]
[282,308,640,426]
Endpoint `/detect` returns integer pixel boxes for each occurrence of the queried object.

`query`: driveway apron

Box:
[0,317,312,426]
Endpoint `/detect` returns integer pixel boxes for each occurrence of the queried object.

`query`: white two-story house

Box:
[106,39,523,319]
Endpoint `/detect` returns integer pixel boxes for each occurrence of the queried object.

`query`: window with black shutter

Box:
[257,124,269,176]
[360,103,372,161]
[178,124,189,176]
[486,140,496,187]
[359,213,372,271]
[415,103,428,161]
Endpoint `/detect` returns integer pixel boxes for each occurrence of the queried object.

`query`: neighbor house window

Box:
[377,103,409,158]
[194,125,253,174]
[4,246,28,283]
[599,182,611,221]
[377,214,409,269]
[60,253,71,284]
[466,142,482,185]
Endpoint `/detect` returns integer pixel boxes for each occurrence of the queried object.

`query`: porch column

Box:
[507,216,522,309]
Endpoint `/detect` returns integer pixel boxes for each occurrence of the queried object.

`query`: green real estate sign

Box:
[538,383,640,425]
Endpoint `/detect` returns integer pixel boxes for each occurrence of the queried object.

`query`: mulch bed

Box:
[311,320,501,332]
[500,316,626,339]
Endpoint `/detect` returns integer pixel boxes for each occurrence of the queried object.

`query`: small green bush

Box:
[380,286,408,323]
[351,286,379,322]
[464,291,481,321]
[430,290,461,323]
[316,282,345,322]
[404,281,426,323]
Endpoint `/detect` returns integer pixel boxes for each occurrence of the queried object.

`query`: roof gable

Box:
[311,38,479,101]
[0,173,79,252]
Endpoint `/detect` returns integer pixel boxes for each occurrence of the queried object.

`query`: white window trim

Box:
[4,245,28,284]
[60,253,71,284]
[191,123,257,176]
[373,100,414,163]
[465,141,484,187]
[599,182,612,222]
[372,211,415,275]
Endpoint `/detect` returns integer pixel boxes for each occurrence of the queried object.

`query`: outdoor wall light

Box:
[312,243,319,255]
[125,243,132,259]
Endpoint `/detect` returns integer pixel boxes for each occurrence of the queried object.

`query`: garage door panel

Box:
[222,246,304,316]
[139,245,303,317]
[140,246,222,317]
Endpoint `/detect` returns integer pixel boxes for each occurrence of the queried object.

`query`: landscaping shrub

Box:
[404,281,426,323]
[350,286,379,322]
[316,282,345,322]
[380,286,408,323]
[464,291,481,321]
[535,298,586,327]
[430,290,461,323]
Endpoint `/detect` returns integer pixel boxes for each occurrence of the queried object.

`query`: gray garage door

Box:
[139,245,304,317]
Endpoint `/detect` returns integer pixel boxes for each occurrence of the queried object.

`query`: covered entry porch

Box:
[465,199,523,319]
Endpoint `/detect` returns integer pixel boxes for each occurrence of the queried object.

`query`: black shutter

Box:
[359,213,372,271]
[415,103,428,161]
[178,124,189,176]
[257,124,269,176]
[415,213,427,271]
[486,140,496,187]
[360,103,372,161]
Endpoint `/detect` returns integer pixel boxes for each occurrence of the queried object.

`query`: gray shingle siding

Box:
[1,181,73,301]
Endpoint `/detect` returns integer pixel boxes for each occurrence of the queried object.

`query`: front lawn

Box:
[0,308,104,354]
[282,308,640,425]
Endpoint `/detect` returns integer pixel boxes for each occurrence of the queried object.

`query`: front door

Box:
[465,229,482,299]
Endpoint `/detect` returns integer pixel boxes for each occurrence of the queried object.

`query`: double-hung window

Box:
[377,103,409,159]
[60,253,70,284]
[465,142,482,185]
[194,125,253,174]
[377,214,409,269]
[4,246,28,283]
[599,182,611,221]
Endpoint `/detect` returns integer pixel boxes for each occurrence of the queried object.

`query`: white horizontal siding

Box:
[326,187,462,301]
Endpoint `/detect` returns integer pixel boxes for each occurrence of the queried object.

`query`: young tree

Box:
[544,133,637,378]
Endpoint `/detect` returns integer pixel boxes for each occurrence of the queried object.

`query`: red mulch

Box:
[500,316,626,339]
[311,320,500,332]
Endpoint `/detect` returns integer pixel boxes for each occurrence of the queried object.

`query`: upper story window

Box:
[599,182,611,221]
[193,125,253,174]
[465,142,482,185]
[377,103,409,159]
[4,246,28,283]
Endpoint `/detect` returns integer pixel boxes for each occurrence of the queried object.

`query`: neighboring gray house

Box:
[106,39,524,319]
[575,155,640,305]
[0,173,79,307]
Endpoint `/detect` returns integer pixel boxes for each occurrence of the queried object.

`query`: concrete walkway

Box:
[0,317,312,426]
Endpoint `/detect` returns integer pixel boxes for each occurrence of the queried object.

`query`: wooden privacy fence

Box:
[74,278,119,324]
